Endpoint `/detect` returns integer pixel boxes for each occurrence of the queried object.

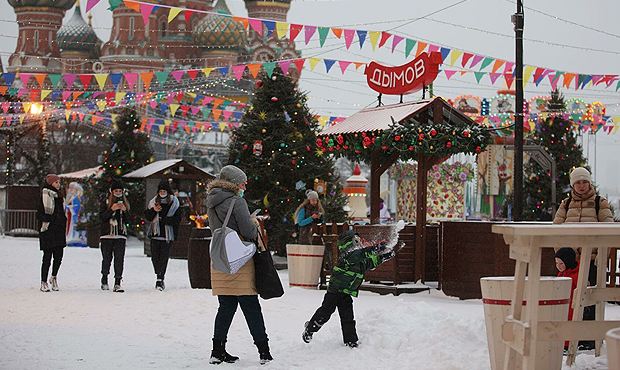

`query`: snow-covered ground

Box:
[0,236,613,369]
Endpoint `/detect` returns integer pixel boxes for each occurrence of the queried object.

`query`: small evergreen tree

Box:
[228,68,348,254]
[523,89,587,220]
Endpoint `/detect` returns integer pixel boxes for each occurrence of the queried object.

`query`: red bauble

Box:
[271,96,279,102]
[242,144,249,150]
[255,80,263,89]
[343,145,349,150]
[446,141,452,148]
[475,146,482,153]
[463,130,470,138]
[418,133,425,141]
[430,129,437,137]
[316,138,323,147]
[408,146,414,151]
[291,159,297,165]
[336,134,344,145]
[394,135,401,141]
[381,145,389,151]
[306,145,312,152]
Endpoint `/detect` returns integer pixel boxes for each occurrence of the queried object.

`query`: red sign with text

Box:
[365,52,442,95]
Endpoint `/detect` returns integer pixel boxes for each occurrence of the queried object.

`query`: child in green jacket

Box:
[302,230,398,347]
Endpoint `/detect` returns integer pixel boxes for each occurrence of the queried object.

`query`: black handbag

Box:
[254,231,284,300]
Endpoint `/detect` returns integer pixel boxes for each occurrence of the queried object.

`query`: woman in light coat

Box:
[206,165,272,365]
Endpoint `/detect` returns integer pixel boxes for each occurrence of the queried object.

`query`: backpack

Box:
[564,194,601,216]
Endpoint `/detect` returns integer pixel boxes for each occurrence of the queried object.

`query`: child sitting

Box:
[302,230,399,348]
[555,247,595,350]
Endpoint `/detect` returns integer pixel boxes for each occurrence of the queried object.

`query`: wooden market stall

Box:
[123,159,214,258]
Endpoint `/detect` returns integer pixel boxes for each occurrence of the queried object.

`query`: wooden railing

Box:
[0,209,39,236]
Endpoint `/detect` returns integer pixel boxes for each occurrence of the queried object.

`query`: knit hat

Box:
[306,190,319,200]
[110,180,124,191]
[338,230,359,251]
[219,165,247,185]
[555,247,577,270]
[45,174,60,185]
[157,179,173,194]
[570,167,592,186]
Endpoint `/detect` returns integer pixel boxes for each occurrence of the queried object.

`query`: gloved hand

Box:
[380,250,395,262]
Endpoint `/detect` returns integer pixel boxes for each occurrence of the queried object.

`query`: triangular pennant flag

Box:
[262,62,276,77]
[590,75,603,85]
[63,73,76,88]
[223,110,233,121]
[140,72,153,90]
[109,73,123,90]
[504,73,515,89]
[86,0,101,12]
[19,73,32,86]
[276,22,288,39]
[249,18,263,36]
[415,41,427,58]
[450,50,463,66]
[123,0,139,11]
[263,20,275,38]
[379,31,391,48]
[34,74,46,87]
[304,25,317,44]
[201,68,214,79]
[289,24,303,41]
[169,103,180,117]
[170,70,184,83]
[139,3,155,26]
[96,100,107,112]
[616,80,620,91]
[168,7,182,23]
[292,59,305,73]
[523,65,535,84]
[353,62,366,71]
[503,61,514,74]
[548,72,563,90]
[338,60,352,74]
[94,73,108,90]
[79,74,93,90]
[470,54,484,69]
[278,60,291,75]
[444,70,457,80]
[563,73,576,88]
[428,44,439,53]
[47,74,61,88]
[580,74,593,89]
[218,66,229,77]
[187,69,199,80]
[247,63,261,78]
[391,35,404,53]
[331,27,343,39]
[0,86,7,96]
[309,58,320,71]
[324,59,336,73]
[356,30,367,48]
[461,52,473,67]
[232,65,246,81]
[159,124,165,135]
[212,109,222,121]
[440,47,451,62]
[155,71,169,86]
[489,73,502,84]
[491,59,505,74]
[232,16,248,30]
[473,72,485,83]
[62,91,72,101]
[343,29,355,49]
[479,56,494,70]
[29,89,40,102]
[41,90,52,100]
[318,27,330,47]
[115,92,126,103]
[22,102,32,114]
[190,105,201,115]
[405,38,416,58]
[368,31,380,51]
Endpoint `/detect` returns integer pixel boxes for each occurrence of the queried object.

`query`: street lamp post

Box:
[512,0,524,221]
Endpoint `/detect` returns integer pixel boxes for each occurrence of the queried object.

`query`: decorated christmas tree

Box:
[523,89,586,220]
[82,108,153,235]
[228,67,348,254]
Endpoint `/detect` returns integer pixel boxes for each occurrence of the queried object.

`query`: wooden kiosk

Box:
[318,53,490,283]
[123,159,214,258]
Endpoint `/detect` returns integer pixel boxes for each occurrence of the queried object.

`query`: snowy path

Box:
[0,236,612,369]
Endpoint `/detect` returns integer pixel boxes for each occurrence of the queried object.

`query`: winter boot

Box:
[345,341,359,348]
[113,278,124,293]
[155,279,165,291]
[209,339,239,364]
[341,320,359,347]
[302,321,314,343]
[40,281,50,292]
[255,340,273,365]
[49,276,59,291]
[101,275,109,291]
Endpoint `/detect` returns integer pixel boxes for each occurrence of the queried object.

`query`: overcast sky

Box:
[1,0,619,196]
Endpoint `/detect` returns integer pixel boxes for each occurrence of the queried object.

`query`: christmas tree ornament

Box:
[258,111,268,120]
[430,129,437,137]
[261,128,267,134]
[272,75,277,81]
[255,80,263,89]
[253,140,263,156]
[271,97,279,102]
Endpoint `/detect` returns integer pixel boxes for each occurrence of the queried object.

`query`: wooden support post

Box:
[415,152,428,283]
[369,151,399,225]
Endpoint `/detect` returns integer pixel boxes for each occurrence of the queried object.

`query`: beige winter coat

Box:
[553,188,614,224]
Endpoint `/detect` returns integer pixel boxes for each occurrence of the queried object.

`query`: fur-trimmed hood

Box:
[206,179,240,209]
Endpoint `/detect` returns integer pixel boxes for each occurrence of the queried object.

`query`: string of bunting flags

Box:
[80,0,620,92]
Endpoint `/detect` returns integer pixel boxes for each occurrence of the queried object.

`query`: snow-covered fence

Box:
[0,209,38,237]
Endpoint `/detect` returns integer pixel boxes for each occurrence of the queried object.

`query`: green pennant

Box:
[474,72,485,83]
[155,71,169,85]
[201,107,212,119]
[318,27,330,47]
[8,87,18,96]
[82,92,92,99]
[263,62,277,77]
[616,80,620,92]
[108,0,122,10]
[405,39,416,58]
[479,57,494,71]
[48,74,62,88]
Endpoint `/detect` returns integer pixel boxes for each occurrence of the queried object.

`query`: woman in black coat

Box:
[37,174,67,292]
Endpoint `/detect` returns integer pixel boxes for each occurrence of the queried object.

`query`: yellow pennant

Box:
[22,102,32,114]
[202,68,214,78]
[309,58,320,71]
[111,113,118,123]
[276,22,289,39]
[41,90,52,100]
[159,124,165,135]
[219,122,227,132]
[318,115,328,128]
[96,100,107,112]
[19,114,25,124]
[95,74,108,90]
[449,50,463,67]
[65,110,71,121]
[368,31,380,51]
[523,65,536,85]
[168,7,182,23]
[169,104,180,117]
[115,92,126,103]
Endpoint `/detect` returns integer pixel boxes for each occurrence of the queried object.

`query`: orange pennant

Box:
[247,63,261,78]
[123,0,139,11]
[140,72,154,90]
[232,16,249,30]
[34,74,47,87]
[212,109,222,121]
[331,27,343,39]
[212,98,223,110]
[415,42,427,57]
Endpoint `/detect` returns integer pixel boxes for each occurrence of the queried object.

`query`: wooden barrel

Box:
[187,227,212,289]
[286,244,325,289]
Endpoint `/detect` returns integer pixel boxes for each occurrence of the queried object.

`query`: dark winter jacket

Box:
[144,196,180,241]
[37,184,67,250]
[100,199,129,239]
[328,246,389,297]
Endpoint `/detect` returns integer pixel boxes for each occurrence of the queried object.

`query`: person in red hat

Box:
[37,174,67,292]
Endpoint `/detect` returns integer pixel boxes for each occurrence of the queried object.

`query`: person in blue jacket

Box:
[294,190,324,244]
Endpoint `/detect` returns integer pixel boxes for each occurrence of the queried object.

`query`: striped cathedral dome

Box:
[57,1,101,54]
[193,0,246,51]
[8,0,74,10]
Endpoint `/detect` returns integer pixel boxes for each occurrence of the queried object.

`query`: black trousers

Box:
[101,238,126,279]
[150,239,171,280]
[307,291,358,343]
[41,246,64,282]
[213,295,268,344]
